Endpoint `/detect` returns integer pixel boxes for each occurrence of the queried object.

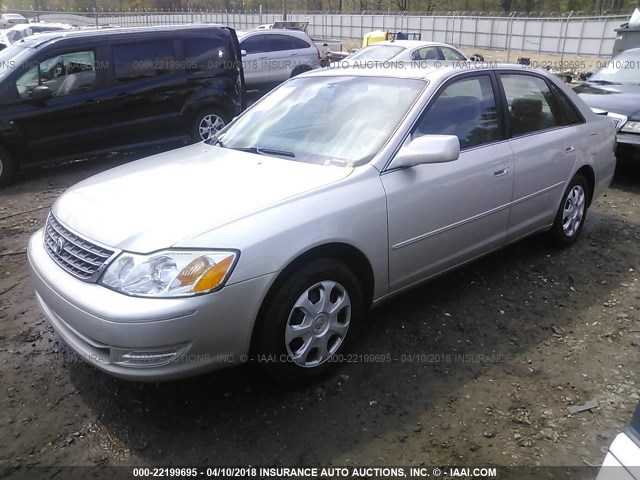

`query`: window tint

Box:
[440,47,466,61]
[288,36,311,50]
[500,74,564,136]
[113,41,175,83]
[268,34,309,52]
[183,36,231,71]
[550,83,584,126]
[15,50,96,99]
[241,35,267,54]
[411,46,440,61]
[413,75,499,149]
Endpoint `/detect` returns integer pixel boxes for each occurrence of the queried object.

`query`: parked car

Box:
[237,28,321,90]
[0,13,28,29]
[346,40,469,62]
[28,64,616,383]
[574,48,640,157]
[0,22,73,50]
[596,402,640,480]
[0,24,244,186]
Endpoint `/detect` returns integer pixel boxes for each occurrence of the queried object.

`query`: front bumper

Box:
[617,131,640,148]
[28,229,276,381]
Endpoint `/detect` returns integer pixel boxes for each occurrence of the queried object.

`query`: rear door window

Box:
[113,40,176,83]
[500,74,565,136]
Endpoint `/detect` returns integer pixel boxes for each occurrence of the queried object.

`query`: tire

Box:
[548,174,589,247]
[191,108,227,143]
[0,146,16,187]
[290,65,312,78]
[256,258,364,384]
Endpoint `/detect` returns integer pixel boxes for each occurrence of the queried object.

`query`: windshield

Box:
[217,76,426,166]
[0,46,32,82]
[590,50,640,84]
[347,45,405,61]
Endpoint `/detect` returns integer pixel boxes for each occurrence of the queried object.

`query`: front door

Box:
[382,73,515,292]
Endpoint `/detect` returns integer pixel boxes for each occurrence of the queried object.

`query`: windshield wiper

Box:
[229,146,296,158]
[588,79,621,85]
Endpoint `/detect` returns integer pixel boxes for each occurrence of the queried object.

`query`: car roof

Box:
[7,22,71,32]
[367,40,455,49]
[14,24,228,48]
[237,29,308,38]
[304,62,553,82]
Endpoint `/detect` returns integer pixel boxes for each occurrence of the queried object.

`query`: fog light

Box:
[111,344,188,368]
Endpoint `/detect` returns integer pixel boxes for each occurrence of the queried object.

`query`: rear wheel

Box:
[0,146,16,187]
[548,173,589,247]
[256,258,364,384]
[191,108,227,143]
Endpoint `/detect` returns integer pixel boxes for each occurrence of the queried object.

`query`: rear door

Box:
[497,72,581,240]
[93,37,188,150]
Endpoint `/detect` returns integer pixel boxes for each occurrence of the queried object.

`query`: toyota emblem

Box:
[54,237,66,255]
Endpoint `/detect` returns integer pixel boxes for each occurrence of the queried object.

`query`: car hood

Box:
[53,143,354,252]
[574,82,640,118]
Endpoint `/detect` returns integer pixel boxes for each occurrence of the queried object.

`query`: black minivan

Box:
[0,25,244,185]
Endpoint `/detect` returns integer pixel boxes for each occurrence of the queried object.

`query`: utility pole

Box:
[282,0,287,20]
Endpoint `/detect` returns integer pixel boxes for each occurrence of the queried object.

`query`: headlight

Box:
[621,120,640,133]
[101,250,238,297]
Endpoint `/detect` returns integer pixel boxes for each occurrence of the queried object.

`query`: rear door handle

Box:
[565,145,575,153]
[493,166,510,177]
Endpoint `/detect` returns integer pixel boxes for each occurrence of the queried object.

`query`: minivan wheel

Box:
[192,109,226,143]
[257,258,364,383]
[290,65,312,78]
[548,173,589,247]
[0,146,16,187]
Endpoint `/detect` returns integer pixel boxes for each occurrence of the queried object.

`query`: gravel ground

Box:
[1,119,639,478]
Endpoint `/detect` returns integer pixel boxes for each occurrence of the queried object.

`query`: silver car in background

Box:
[238,28,321,90]
[28,64,616,383]
[346,40,469,62]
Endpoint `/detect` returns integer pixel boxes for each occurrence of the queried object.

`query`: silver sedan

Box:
[28,64,616,383]
[346,40,469,62]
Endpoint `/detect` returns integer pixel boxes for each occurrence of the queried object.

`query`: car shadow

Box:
[64,208,638,466]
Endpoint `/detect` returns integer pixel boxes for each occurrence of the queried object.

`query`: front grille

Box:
[44,214,115,281]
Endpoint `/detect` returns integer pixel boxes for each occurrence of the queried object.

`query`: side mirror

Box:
[580,71,593,81]
[390,135,460,169]
[29,85,52,101]
[240,49,247,57]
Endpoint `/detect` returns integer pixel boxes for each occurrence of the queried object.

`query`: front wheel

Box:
[548,174,589,247]
[256,259,364,383]
[191,109,227,143]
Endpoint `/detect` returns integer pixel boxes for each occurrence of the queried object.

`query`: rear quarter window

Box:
[183,36,232,71]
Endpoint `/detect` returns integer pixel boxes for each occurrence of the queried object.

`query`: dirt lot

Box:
[1,156,640,478]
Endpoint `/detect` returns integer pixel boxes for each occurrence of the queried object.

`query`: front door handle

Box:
[493,166,510,177]
[565,145,575,153]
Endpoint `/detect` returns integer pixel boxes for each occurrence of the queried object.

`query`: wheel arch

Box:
[248,242,375,355]
[575,164,595,206]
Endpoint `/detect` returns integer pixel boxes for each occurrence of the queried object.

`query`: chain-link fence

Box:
[10,8,628,56]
